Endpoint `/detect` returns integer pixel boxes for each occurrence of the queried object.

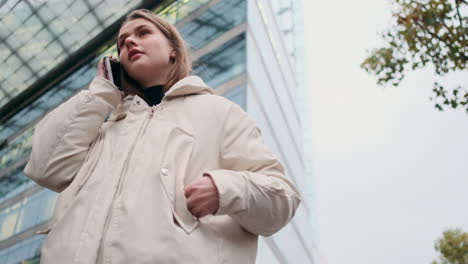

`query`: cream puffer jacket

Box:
[24,75,301,264]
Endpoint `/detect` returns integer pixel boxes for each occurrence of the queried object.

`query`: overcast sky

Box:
[302,1,468,263]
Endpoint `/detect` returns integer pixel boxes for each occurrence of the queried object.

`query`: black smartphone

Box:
[103,56,122,90]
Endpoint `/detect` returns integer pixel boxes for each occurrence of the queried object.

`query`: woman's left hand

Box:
[184,174,220,219]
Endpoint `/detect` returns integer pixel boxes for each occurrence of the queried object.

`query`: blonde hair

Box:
[117,9,192,91]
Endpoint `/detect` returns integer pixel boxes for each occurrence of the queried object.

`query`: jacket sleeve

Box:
[24,77,121,193]
[205,102,301,237]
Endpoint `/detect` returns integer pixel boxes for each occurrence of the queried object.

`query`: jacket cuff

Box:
[88,77,122,108]
[203,170,247,216]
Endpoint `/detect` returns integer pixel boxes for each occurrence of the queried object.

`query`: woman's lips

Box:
[128,49,143,60]
[129,53,142,60]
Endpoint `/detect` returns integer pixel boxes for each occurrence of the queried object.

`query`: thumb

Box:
[97,58,106,78]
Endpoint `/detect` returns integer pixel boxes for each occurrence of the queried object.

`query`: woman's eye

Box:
[118,39,125,48]
[140,30,149,36]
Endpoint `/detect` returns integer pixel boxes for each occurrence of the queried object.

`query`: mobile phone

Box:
[103,56,122,90]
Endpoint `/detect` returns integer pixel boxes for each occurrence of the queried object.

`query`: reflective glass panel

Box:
[0,234,45,264]
[0,189,57,242]
[192,33,246,88]
[0,0,140,109]
[223,84,246,110]
[179,0,246,50]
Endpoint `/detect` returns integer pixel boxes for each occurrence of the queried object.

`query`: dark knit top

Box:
[141,85,165,106]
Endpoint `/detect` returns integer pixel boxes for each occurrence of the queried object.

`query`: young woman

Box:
[25,9,301,264]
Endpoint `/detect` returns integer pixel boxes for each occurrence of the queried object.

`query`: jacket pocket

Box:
[159,126,199,234]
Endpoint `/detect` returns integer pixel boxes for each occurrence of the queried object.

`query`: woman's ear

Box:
[169,50,176,63]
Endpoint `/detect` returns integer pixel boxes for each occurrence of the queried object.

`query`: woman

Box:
[25,9,301,264]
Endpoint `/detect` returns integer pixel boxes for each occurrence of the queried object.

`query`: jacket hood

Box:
[108,76,213,121]
[164,75,214,98]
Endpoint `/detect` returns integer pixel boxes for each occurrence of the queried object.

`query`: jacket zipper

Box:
[98,102,162,262]
[115,103,161,198]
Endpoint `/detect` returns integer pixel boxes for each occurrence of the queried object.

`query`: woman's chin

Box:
[127,65,148,80]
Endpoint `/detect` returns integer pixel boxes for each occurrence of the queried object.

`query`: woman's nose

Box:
[124,36,137,48]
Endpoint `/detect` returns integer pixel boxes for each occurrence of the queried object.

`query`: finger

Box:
[97,58,104,71]
[186,196,195,210]
[191,207,203,218]
[197,210,208,218]
[188,194,203,210]
[193,199,212,218]
[188,204,198,216]
[184,184,195,198]
[97,58,106,78]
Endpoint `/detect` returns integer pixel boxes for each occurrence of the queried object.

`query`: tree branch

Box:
[413,19,457,52]
[455,0,466,41]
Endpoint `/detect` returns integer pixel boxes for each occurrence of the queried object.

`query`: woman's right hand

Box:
[97,56,127,100]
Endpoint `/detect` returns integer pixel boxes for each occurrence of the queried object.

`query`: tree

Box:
[431,228,468,264]
[361,0,467,113]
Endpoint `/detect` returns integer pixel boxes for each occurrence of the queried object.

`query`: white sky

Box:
[302,1,468,263]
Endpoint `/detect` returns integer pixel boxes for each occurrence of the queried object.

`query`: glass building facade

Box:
[0,0,316,263]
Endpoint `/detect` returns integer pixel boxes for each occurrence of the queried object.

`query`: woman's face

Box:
[117,18,175,88]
